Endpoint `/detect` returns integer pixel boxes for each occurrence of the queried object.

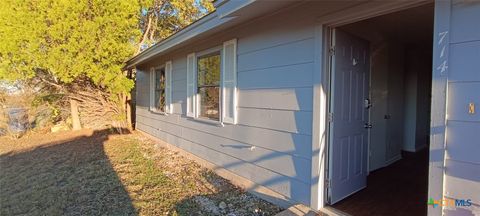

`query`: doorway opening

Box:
[326,3,434,216]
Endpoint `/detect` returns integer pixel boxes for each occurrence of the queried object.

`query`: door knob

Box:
[364,123,373,129]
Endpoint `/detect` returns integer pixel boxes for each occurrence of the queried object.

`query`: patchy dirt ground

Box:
[0,129,283,216]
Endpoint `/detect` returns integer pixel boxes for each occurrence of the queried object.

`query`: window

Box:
[186,39,237,124]
[197,52,221,121]
[151,66,166,112]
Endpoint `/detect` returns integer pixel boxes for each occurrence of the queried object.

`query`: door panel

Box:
[328,28,370,204]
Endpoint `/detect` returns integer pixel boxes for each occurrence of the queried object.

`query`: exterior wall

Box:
[134,1,359,207]
[134,0,480,212]
[443,1,480,215]
[136,3,316,206]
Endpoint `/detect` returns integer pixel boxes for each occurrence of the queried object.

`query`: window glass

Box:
[197,53,220,120]
[154,67,166,112]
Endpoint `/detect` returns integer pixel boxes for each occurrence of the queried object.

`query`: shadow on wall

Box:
[202,86,321,206]
[136,67,320,206]
[0,129,137,216]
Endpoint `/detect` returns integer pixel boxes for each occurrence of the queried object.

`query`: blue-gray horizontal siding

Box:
[135,109,312,204]
[238,88,313,111]
[135,70,149,107]
[449,41,480,82]
[237,38,314,73]
[135,7,315,206]
[237,108,312,135]
[136,120,310,202]
[238,63,314,89]
[444,1,480,208]
[136,108,312,158]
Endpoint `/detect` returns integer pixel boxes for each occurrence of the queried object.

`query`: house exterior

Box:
[126,1,480,215]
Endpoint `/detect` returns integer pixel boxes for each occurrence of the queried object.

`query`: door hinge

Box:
[329,46,336,56]
[325,178,332,204]
[328,112,333,122]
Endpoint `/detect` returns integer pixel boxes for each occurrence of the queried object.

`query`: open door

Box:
[327,28,370,204]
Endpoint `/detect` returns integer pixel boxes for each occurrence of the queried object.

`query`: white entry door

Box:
[327,28,370,204]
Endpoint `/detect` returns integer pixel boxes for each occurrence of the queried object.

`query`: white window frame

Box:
[221,39,238,124]
[149,64,168,114]
[187,53,196,117]
[194,46,223,124]
[187,39,237,126]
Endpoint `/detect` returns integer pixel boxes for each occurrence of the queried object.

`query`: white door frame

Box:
[327,28,371,204]
[309,1,445,215]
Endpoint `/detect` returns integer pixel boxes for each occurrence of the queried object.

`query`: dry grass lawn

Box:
[0,129,282,216]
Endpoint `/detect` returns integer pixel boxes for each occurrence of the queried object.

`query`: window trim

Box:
[221,38,238,125]
[150,64,168,114]
[194,46,223,123]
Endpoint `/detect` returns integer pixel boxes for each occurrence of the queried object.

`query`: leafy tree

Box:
[0,0,213,130]
[137,0,214,52]
[0,0,140,93]
[0,0,141,130]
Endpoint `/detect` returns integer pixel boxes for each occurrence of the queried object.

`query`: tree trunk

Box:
[126,92,132,130]
[137,13,153,54]
[70,99,81,130]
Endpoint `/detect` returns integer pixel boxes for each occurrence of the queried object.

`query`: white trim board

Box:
[312,1,443,213]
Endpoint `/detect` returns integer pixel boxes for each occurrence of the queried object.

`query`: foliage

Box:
[0,0,141,94]
[32,93,69,124]
[137,0,214,51]
[0,84,68,137]
[0,0,214,130]
[197,54,221,120]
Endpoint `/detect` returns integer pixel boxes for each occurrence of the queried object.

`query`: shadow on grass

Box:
[0,129,137,216]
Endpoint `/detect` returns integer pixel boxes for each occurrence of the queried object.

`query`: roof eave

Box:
[125,0,298,69]
[126,1,254,70]
[125,13,218,69]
